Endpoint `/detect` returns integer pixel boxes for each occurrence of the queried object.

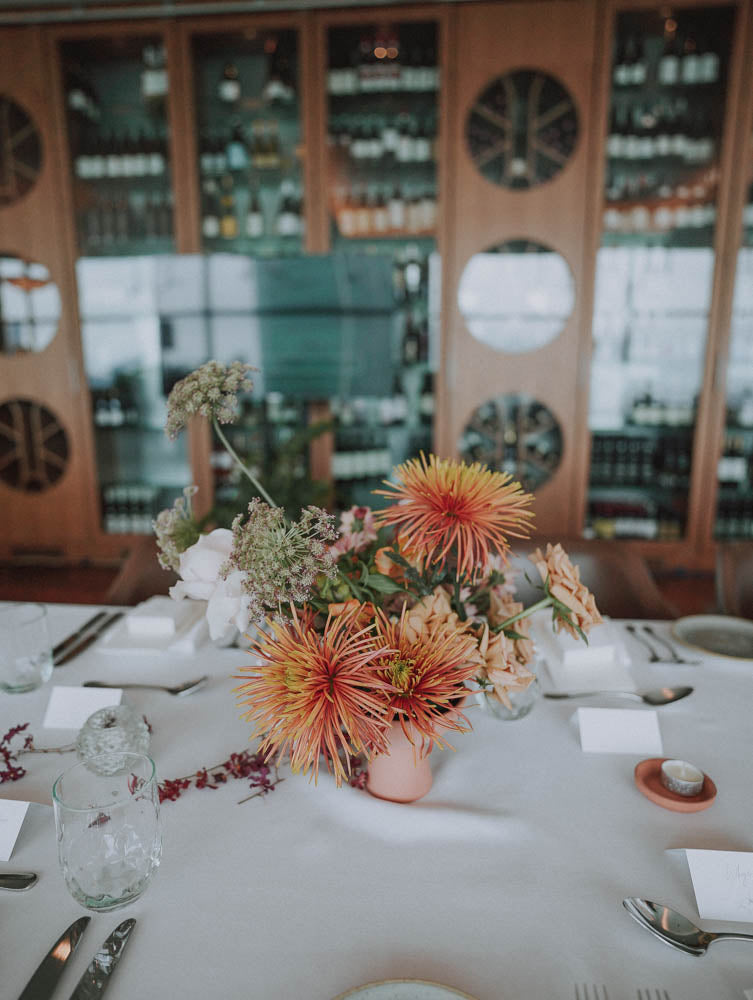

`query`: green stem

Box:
[212,418,277,508]
[495,596,552,632]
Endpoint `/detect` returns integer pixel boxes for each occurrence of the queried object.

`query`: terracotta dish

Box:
[634,758,717,812]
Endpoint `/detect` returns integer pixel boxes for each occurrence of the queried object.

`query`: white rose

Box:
[170,530,251,639]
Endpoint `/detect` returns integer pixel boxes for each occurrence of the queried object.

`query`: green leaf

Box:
[365,573,405,595]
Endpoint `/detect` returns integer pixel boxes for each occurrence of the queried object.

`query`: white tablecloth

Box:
[2,603,753,1000]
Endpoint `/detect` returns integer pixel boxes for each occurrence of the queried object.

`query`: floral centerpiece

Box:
[155,361,602,799]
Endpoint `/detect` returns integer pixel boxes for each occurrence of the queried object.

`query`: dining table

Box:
[2,600,753,1000]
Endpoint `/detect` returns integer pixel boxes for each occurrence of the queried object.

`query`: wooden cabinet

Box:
[0,0,751,569]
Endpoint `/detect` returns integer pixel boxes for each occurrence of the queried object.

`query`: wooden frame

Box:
[438,0,600,540]
[0,0,751,568]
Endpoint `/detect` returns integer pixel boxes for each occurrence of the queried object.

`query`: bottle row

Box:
[199,122,291,175]
[714,499,753,540]
[589,432,691,489]
[66,44,169,123]
[717,436,753,488]
[607,102,716,164]
[329,114,436,165]
[327,31,438,96]
[628,394,696,429]
[613,32,721,88]
[93,389,139,427]
[605,166,717,204]
[335,185,436,239]
[102,484,159,535]
[201,177,303,241]
[73,134,168,181]
[78,190,174,250]
[216,55,296,107]
[589,504,684,541]
[603,201,716,236]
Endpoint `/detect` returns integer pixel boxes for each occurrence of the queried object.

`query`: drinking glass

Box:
[0,603,53,693]
[53,752,162,912]
[76,705,151,775]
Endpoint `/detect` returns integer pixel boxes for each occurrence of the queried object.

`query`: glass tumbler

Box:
[76,705,151,775]
[53,752,162,912]
[0,603,53,693]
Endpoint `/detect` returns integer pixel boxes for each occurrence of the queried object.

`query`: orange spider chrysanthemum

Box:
[235,606,393,786]
[372,608,480,753]
[374,453,535,581]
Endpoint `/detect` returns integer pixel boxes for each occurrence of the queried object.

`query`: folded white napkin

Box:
[126,596,195,637]
[101,599,208,654]
[531,613,635,692]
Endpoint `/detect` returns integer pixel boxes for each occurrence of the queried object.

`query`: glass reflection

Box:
[458,240,574,352]
[586,5,734,542]
[716,161,753,539]
[77,251,437,530]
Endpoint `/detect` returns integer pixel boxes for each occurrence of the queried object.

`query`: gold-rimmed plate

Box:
[332,981,478,1000]
[671,614,753,660]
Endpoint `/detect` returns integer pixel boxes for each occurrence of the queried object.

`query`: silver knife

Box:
[0,871,37,891]
[67,918,136,1000]
[54,612,124,667]
[53,611,109,664]
[17,915,90,1000]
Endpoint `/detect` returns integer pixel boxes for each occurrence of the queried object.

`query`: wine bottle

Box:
[226,122,249,172]
[218,62,241,104]
[682,34,701,85]
[219,175,238,239]
[141,44,168,103]
[245,190,264,238]
[659,32,680,85]
[388,185,405,230]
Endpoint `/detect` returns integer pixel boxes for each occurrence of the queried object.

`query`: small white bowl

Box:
[660,759,704,797]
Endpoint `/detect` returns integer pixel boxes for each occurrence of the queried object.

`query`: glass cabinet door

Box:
[192,29,304,256]
[715,149,753,539]
[586,6,734,540]
[77,256,191,534]
[62,36,174,257]
[326,20,439,510]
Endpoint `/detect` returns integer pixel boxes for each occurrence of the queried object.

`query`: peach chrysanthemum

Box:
[374,454,534,581]
[488,594,535,666]
[372,609,480,752]
[235,606,393,786]
[476,625,535,709]
[530,543,603,640]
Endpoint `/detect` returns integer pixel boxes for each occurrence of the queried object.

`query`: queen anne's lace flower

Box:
[223,500,338,623]
[153,486,201,571]
[165,361,255,440]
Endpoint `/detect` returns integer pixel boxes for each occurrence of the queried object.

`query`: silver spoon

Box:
[0,872,38,891]
[544,686,693,706]
[83,676,208,697]
[623,897,753,956]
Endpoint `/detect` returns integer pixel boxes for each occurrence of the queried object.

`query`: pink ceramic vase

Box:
[366,720,433,803]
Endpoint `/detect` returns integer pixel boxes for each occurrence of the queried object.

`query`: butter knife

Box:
[55,612,124,666]
[67,919,136,1000]
[0,871,37,891]
[17,915,90,1000]
[52,611,109,664]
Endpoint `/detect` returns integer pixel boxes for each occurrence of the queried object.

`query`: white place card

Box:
[42,686,123,730]
[577,707,663,755]
[686,849,753,923]
[0,799,29,862]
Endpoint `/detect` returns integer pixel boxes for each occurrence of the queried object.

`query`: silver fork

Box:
[636,990,671,1000]
[624,623,661,662]
[643,625,701,665]
[574,986,609,1000]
